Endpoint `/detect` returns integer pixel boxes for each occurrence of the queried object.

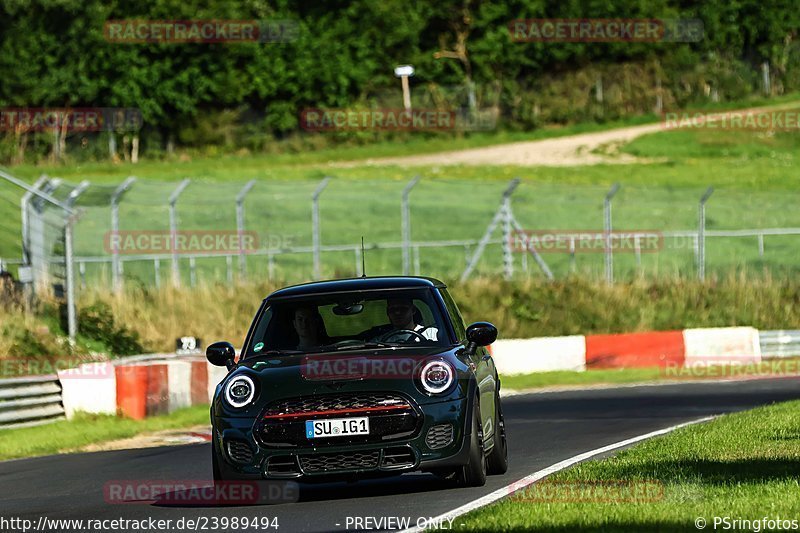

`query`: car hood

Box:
[213,346,471,418]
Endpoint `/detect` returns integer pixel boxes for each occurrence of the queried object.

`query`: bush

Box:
[78,301,144,356]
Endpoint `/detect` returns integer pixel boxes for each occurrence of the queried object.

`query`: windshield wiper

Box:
[333,341,396,351]
[252,349,303,356]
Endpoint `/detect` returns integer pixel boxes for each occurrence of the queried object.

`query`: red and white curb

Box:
[492,327,761,376]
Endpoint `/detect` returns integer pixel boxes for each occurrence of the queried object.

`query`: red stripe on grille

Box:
[262,404,410,420]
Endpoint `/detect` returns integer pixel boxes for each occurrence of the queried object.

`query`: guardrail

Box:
[760,330,800,359]
[0,374,65,429]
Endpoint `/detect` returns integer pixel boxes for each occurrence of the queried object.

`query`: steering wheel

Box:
[377,329,428,344]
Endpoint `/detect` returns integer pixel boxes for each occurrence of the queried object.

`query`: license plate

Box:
[305,417,370,439]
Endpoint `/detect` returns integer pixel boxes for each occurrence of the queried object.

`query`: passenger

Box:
[292,306,329,350]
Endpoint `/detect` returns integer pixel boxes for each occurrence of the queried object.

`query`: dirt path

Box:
[335,102,799,167]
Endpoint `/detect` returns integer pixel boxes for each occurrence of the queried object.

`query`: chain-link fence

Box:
[2,172,800,315]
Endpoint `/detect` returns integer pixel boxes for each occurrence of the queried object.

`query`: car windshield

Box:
[245,288,451,356]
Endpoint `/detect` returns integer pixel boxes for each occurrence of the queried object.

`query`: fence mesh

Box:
[2,174,799,292]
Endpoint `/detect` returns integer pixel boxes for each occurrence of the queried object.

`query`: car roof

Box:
[266,276,447,300]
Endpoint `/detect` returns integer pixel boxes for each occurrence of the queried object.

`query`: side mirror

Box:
[464,322,498,356]
[207,341,236,370]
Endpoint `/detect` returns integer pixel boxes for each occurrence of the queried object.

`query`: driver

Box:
[381,297,438,342]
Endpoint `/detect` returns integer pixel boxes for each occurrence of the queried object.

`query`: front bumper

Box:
[213,396,470,481]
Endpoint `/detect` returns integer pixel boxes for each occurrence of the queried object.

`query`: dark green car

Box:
[206,276,507,487]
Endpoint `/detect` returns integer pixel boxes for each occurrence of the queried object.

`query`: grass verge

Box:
[460,399,800,532]
[501,368,664,390]
[502,358,800,391]
[0,405,210,461]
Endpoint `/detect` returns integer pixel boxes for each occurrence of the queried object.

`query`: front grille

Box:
[426,424,454,449]
[257,393,419,447]
[226,440,254,464]
[262,393,411,419]
[299,451,380,473]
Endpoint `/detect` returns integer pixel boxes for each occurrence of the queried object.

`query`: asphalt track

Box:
[2,377,799,533]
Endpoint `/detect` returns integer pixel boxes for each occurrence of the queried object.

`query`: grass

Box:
[459,399,800,531]
[502,358,800,391]
[0,405,210,461]
[4,275,800,357]
[501,368,665,390]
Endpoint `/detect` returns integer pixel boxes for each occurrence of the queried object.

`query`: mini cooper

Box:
[206,276,507,487]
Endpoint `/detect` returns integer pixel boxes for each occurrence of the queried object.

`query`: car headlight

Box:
[419,360,454,395]
[224,375,255,408]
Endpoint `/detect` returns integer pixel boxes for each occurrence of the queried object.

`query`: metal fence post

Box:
[63,181,90,343]
[401,175,420,275]
[461,178,520,282]
[502,194,513,279]
[236,180,256,281]
[312,177,331,280]
[20,175,49,265]
[111,176,136,293]
[604,183,620,284]
[189,257,197,287]
[64,214,77,342]
[168,179,191,287]
[28,178,62,289]
[698,187,714,280]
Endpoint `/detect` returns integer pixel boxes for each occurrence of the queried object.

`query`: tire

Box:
[457,397,487,487]
[486,393,508,475]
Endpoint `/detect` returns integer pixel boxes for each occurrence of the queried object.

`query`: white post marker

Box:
[394,65,415,112]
